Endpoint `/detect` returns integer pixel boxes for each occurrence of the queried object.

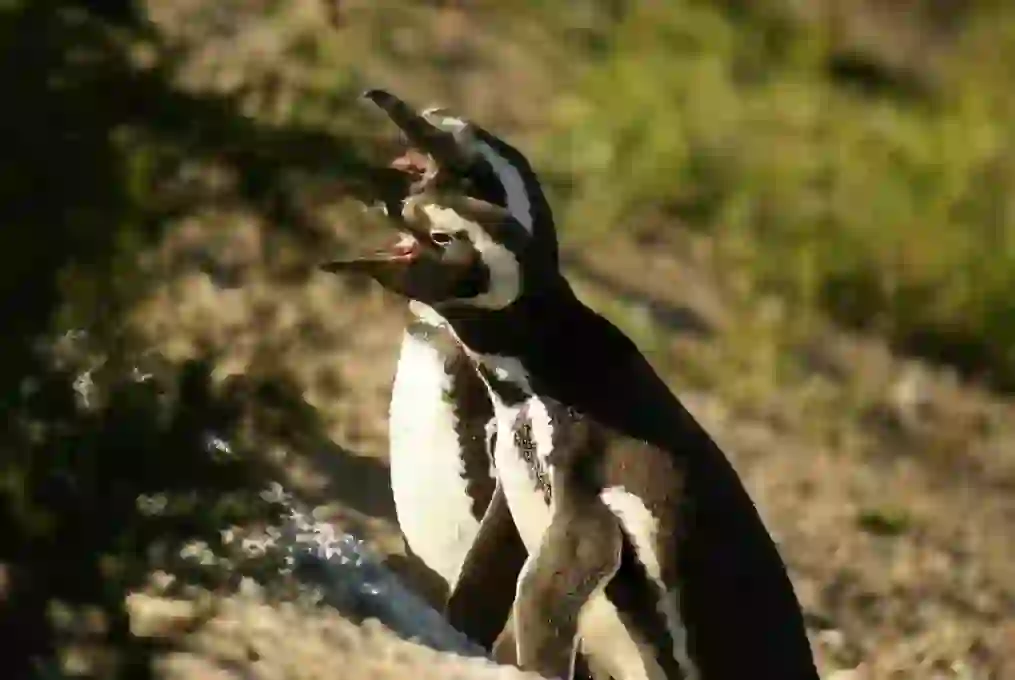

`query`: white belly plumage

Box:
[493,398,672,680]
[389,330,483,587]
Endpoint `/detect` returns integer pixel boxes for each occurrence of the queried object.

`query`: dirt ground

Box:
[124,2,1015,679]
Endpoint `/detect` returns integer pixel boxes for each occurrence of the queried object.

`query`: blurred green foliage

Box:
[531,0,1015,388]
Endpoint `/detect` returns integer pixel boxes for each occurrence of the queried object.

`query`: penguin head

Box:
[320,88,558,311]
[359,89,558,265]
[320,190,534,311]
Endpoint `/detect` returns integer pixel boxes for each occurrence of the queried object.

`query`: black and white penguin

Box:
[362,97,594,663]
[386,303,509,633]
[322,91,820,680]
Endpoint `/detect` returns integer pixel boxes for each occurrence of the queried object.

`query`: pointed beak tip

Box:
[360,88,400,112]
[319,255,407,275]
[319,258,371,272]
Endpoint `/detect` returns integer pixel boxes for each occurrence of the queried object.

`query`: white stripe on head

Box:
[421,110,534,234]
[420,203,522,310]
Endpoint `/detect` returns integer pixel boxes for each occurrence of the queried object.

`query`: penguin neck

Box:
[431,278,688,449]
[433,277,638,409]
[398,302,491,425]
[388,302,495,531]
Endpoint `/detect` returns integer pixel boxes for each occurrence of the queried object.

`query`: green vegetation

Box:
[526,0,1015,388]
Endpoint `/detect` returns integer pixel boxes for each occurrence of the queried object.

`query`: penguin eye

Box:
[431,231,454,247]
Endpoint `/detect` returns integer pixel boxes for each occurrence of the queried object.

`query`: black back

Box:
[440,279,820,680]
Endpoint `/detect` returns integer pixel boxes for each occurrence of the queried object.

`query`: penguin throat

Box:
[405,302,533,406]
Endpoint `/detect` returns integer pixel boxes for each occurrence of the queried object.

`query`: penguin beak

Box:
[319,238,439,298]
[318,201,440,278]
[360,89,471,173]
[319,196,486,305]
[319,89,463,212]
[318,228,467,305]
[317,240,419,277]
[319,89,482,301]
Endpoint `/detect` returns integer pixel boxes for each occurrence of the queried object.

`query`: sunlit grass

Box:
[520,0,1015,388]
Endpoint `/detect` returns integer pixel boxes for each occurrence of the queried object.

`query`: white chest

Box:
[388,331,483,587]
[490,397,554,552]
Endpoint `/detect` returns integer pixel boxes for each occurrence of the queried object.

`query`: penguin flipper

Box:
[445,481,527,650]
[513,496,624,680]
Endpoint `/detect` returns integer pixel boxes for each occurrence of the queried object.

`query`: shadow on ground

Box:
[0,2,417,677]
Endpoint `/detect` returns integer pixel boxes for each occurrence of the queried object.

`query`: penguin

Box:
[321,90,820,680]
[341,147,504,617]
[386,300,514,646]
[361,96,604,678]
[376,149,531,651]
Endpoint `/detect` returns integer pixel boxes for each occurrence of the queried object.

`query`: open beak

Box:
[319,89,466,289]
[318,200,438,278]
[317,241,417,276]
[360,89,470,172]
[317,210,458,304]
[319,90,462,216]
